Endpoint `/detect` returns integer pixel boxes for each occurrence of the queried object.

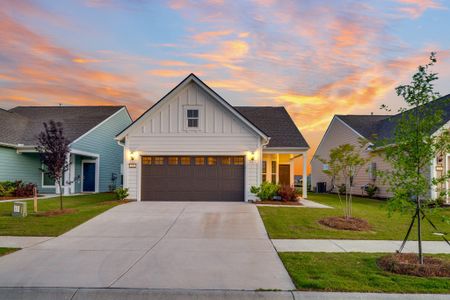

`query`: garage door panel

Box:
[141,156,244,201]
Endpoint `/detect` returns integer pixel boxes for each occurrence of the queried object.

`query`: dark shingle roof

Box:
[235,106,309,148]
[0,106,124,146]
[337,94,450,143]
[337,114,391,140]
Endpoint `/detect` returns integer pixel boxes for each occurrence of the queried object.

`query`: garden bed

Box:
[0,195,45,201]
[319,216,371,231]
[256,200,302,206]
[377,253,450,277]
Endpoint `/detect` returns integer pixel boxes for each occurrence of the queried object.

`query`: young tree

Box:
[378,53,450,264]
[317,141,369,219]
[36,120,71,210]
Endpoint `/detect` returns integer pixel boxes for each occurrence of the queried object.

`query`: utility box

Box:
[12,202,27,217]
[316,182,327,193]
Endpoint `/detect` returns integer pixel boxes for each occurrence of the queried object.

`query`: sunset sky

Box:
[1,0,450,170]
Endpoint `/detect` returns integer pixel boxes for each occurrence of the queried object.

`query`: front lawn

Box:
[258,193,450,240]
[0,193,125,236]
[280,252,450,293]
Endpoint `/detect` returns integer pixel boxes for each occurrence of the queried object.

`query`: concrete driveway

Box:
[0,202,294,290]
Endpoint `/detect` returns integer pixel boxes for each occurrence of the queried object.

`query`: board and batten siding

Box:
[0,146,55,193]
[311,116,392,198]
[71,108,132,192]
[124,81,262,201]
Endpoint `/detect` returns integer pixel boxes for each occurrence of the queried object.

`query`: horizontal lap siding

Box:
[71,109,132,192]
[311,117,392,198]
[0,147,55,193]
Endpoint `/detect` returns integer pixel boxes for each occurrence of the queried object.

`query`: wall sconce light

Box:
[437,154,443,164]
[130,151,135,161]
[249,151,255,161]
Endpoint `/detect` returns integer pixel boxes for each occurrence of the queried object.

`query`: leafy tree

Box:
[36,120,71,210]
[317,141,369,219]
[378,53,450,264]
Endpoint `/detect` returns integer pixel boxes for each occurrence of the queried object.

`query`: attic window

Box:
[187,109,199,128]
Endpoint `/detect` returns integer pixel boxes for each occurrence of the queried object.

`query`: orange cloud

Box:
[192,30,233,43]
[147,69,193,77]
[396,0,445,18]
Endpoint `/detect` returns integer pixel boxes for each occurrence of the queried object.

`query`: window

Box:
[222,157,231,165]
[168,157,179,165]
[154,157,164,165]
[234,157,244,165]
[368,162,377,180]
[42,165,54,187]
[142,157,152,165]
[181,157,191,165]
[187,109,199,128]
[195,157,205,165]
[271,161,277,183]
[208,157,216,165]
[262,161,267,182]
[322,164,329,171]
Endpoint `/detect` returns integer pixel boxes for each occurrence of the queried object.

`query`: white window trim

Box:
[41,164,55,188]
[183,105,202,131]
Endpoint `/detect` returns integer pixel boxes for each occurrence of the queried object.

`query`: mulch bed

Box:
[257,200,302,206]
[0,196,42,201]
[377,253,450,277]
[36,208,78,217]
[319,216,371,231]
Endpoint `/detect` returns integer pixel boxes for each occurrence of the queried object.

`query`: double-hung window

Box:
[187,109,199,128]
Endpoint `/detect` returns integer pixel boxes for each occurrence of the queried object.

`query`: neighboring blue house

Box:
[0,106,132,195]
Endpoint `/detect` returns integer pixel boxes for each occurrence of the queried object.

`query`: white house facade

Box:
[116,74,309,202]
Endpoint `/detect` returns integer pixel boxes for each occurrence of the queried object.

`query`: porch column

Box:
[275,154,280,184]
[289,155,295,186]
[63,153,70,195]
[302,151,308,198]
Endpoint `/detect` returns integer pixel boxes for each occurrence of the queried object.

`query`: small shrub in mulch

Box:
[319,216,371,231]
[36,208,78,217]
[377,253,450,277]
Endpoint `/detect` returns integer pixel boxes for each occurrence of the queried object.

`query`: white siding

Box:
[123,81,262,201]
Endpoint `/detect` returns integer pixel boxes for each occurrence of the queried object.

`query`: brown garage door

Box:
[141,156,245,201]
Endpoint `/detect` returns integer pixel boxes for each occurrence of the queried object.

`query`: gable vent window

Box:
[187,109,199,128]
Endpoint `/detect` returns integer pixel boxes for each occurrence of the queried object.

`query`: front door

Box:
[83,162,96,192]
[279,164,290,186]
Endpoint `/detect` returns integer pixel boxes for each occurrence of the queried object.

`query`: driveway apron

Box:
[0,202,294,290]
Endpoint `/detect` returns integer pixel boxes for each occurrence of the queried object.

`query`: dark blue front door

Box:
[83,163,96,192]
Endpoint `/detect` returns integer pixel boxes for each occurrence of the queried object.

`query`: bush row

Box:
[0,181,38,197]
[250,182,299,202]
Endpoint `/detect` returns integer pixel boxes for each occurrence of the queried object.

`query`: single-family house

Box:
[311,94,450,203]
[0,106,132,195]
[116,74,309,202]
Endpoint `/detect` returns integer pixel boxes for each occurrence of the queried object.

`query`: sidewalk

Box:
[0,236,53,248]
[0,288,448,300]
[272,239,450,253]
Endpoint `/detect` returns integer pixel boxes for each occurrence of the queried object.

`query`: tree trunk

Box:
[58,182,63,210]
[417,196,423,264]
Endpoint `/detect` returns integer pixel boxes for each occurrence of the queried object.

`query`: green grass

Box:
[0,193,124,236]
[280,252,450,293]
[0,248,19,256]
[258,193,450,240]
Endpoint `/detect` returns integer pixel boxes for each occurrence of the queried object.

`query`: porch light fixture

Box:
[130,151,135,161]
[249,151,256,161]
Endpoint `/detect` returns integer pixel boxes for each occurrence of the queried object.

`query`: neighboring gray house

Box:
[0,106,132,195]
[311,94,450,203]
[116,74,309,202]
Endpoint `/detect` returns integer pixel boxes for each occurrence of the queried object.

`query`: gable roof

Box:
[0,106,126,147]
[336,94,450,143]
[235,106,309,148]
[116,73,269,140]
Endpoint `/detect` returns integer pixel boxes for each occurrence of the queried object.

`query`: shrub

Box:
[0,181,16,197]
[14,181,37,197]
[338,184,346,194]
[250,182,280,201]
[278,185,299,202]
[364,183,378,198]
[115,187,129,200]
